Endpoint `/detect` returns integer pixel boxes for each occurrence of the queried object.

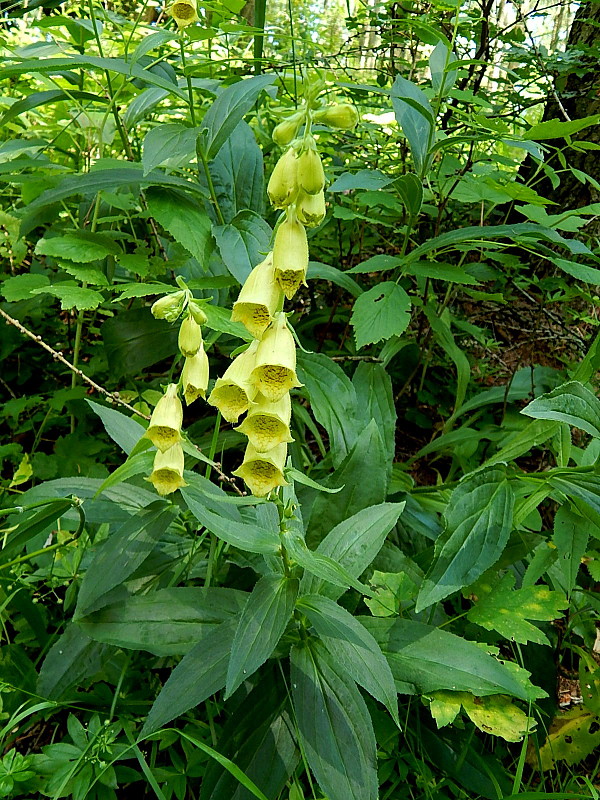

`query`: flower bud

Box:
[296,189,326,228]
[178,315,202,358]
[231,253,283,339]
[188,301,208,326]
[272,114,302,146]
[267,147,298,209]
[182,347,209,405]
[145,384,183,452]
[296,142,325,195]
[251,312,302,402]
[232,442,289,497]
[314,103,359,130]
[147,443,187,496]
[168,0,199,27]
[207,340,260,423]
[273,213,309,300]
[235,393,293,452]
[151,291,185,322]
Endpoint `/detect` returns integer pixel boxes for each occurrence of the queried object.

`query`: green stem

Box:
[197,145,226,226]
[179,37,197,126]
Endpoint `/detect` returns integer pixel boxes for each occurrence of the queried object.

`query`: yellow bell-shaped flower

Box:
[145,383,183,452]
[251,312,302,402]
[296,140,325,196]
[182,346,209,405]
[147,443,187,496]
[207,340,260,423]
[273,211,308,300]
[231,253,284,339]
[272,113,302,146]
[314,103,359,130]
[168,0,199,27]
[267,147,299,209]
[232,442,288,497]
[235,392,293,452]
[296,189,326,228]
[151,291,185,322]
[178,315,202,358]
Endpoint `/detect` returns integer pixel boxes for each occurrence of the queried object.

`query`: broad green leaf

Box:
[213,210,272,283]
[37,623,113,700]
[79,588,247,656]
[482,419,559,469]
[550,256,600,284]
[208,121,265,223]
[146,187,212,266]
[352,362,396,479]
[395,172,423,216]
[75,502,176,617]
[296,352,358,468]
[285,467,343,493]
[203,303,253,340]
[0,499,73,563]
[306,421,387,546]
[291,641,378,800]
[350,281,411,348]
[86,400,146,455]
[200,74,275,160]
[302,502,405,600]
[1,273,50,302]
[131,30,179,63]
[59,262,109,286]
[532,708,600,770]
[113,282,173,300]
[142,123,201,174]
[550,505,589,595]
[429,691,531,742]
[329,169,394,192]
[101,307,178,378]
[35,231,120,263]
[142,620,236,735]
[429,40,458,96]
[417,468,515,611]
[521,381,600,438]
[226,575,298,697]
[549,473,600,530]
[391,75,435,176]
[347,254,400,273]
[364,570,418,616]
[32,284,104,310]
[181,485,280,553]
[298,594,398,723]
[523,114,600,141]
[307,261,362,297]
[0,89,107,126]
[467,573,567,645]
[361,617,528,699]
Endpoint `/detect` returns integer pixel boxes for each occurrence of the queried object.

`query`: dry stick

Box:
[0,307,150,420]
[0,308,242,493]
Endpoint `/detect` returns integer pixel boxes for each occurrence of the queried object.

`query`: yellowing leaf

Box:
[428,691,533,741]
[467,572,567,645]
[529,708,600,770]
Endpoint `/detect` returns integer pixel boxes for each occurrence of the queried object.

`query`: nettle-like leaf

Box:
[32,283,105,310]
[428,691,533,742]
[35,231,120,263]
[1,273,50,302]
[467,572,567,645]
[350,282,411,349]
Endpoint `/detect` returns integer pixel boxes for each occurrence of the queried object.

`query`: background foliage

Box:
[1,0,600,798]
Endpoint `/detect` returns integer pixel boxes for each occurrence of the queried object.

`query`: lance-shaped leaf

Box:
[521,380,600,438]
[417,468,514,611]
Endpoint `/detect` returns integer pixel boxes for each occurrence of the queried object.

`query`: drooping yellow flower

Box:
[267,147,299,209]
[168,0,199,27]
[235,392,293,452]
[145,383,183,452]
[188,300,208,325]
[231,253,284,339]
[273,212,308,300]
[233,442,288,497]
[296,189,326,228]
[207,340,260,423]
[272,113,302,146]
[182,347,209,405]
[178,315,202,358]
[151,291,185,322]
[296,140,325,196]
[313,103,359,130]
[251,312,302,402]
[147,443,187,496]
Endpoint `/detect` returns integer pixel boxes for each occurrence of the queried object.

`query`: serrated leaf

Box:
[213,210,272,283]
[298,594,399,723]
[142,123,201,174]
[428,691,532,741]
[114,282,174,300]
[416,468,515,611]
[521,380,600,438]
[226,575,298,697]
[32,283,105,310]
[467,572,567,645]
[1,273,50,302]
[291,641,378,800]
[146,187,212,266]
[35,232,120,263]
[59,262,109,286]
[350,282,411,349]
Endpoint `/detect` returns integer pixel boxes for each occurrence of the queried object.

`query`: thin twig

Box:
[0,308,150,420]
